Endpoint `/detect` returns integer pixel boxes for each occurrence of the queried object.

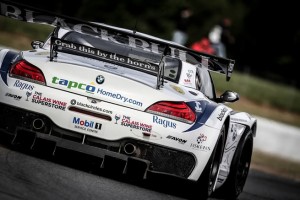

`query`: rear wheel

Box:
[213,131,253,199]
[191,124,226,200]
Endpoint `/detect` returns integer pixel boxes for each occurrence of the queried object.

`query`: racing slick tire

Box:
[213,130,253,200]
[190,124,226,200]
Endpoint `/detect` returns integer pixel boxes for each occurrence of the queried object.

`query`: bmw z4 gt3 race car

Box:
[0,1,257,199]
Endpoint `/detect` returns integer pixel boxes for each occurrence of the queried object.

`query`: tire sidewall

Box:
[213,130,253,199]
[193,124,226,200]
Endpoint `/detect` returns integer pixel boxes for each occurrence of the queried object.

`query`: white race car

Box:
[0,1,257,200]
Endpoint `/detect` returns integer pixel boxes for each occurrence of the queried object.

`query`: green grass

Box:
[211,71,300,113]
[0,17,53,49]
[0,17,54,39]
[211,71,300,128]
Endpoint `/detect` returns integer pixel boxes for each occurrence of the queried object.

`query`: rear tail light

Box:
[146,101,196,124]
[10,60,45,85]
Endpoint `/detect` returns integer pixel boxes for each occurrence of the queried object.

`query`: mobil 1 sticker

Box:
[71,116,103,134]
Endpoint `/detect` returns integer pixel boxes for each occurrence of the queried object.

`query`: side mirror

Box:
[217,90,239,103]
[31,40,44,49]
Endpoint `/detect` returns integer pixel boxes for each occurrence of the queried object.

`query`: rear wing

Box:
[0,0,235,81]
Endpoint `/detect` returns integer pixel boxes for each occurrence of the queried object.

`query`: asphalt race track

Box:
[0,144,299,200]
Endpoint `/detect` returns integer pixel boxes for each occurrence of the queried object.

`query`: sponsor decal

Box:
[52,77,96,93]
[96,75,105,84]
[31,91,67,111]
[231,124,237,141]
[190,143,211,151]
[184,70,193,84]
[170,84,185,94]
[5,93,22,100]
[13,80,34,91]
[114,114,121,124]
[97,88,143,107]
[153,115,176,129]
[52,38,158,73]
[184,100,217,132]
[166,135,187,144]
[70,99,112,114]
[195,101,202,113]
[25,91,32,101]
[197,133,207,144]
[217,107,228,121]
[190,133,211,151]
[72,116,102,134]
[184,79,191,83]
[121,115,152,132]
[52,76,143,107]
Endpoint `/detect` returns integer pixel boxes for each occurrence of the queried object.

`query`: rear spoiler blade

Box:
[50,37,160,74]
[0,0,235,81]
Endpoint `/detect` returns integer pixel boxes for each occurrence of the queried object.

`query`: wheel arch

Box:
[251,120,257,138]
[223,116,230,144]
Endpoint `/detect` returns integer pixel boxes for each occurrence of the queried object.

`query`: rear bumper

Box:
[0,103,196,181]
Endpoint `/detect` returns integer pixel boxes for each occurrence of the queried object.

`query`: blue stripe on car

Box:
[184,100,218,132]
[0,50,18,85]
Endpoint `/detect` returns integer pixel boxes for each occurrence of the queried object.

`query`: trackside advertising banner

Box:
[0,0,235,80]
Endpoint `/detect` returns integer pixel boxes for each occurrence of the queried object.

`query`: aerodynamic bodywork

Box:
[0,1,257,199]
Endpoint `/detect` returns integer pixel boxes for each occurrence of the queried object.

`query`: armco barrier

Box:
[253,116,300,163]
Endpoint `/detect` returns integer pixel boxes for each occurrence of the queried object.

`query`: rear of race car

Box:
[0,1,256,199]
[0,47,227,185]
[0,2,244,199]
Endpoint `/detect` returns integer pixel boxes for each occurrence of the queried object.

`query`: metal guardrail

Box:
[253,116,300,163]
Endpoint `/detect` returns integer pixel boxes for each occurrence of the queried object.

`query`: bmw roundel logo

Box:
[96,75,105,84]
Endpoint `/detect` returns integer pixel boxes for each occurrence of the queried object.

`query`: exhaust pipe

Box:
[33,118,45,130]
[124,143,137,155]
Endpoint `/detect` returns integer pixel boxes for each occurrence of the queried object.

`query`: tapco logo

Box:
[52,77,96,93]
